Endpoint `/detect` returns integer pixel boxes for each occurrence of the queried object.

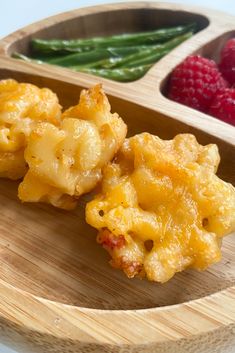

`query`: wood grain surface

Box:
[0,2,234,353]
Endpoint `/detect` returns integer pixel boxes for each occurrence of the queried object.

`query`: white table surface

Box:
[0,1,235,352]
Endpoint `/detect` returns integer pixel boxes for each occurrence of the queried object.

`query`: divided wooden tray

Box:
[0,2,234,353]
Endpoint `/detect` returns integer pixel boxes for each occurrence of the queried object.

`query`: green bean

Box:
[127,50,169,68]
[45,46,152,67]
[70,50,167,71]
[47,50,109,66]
[13,52,67,63]
[74,65,151,82]
[14,24,196,82]
[31,52,67,61]
[17,36,189,68]
[31,23,196,53]
[76,32,192,69]
[125,32,193,68]
[18,46,170,68]
[102,32,193,69]
[14,47,150,68]
[12,52,44,64]
[31,42,91,54]
[13,52,150,81]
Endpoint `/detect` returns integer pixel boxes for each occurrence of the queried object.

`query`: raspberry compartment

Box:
[161,30,235,92]
[160,30,235,128]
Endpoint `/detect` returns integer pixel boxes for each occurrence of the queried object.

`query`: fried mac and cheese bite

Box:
[0,79,61,179]
[86,133,235,282]
[18,84,127,209]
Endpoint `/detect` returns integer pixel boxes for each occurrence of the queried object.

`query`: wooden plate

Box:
[0,3,234,353]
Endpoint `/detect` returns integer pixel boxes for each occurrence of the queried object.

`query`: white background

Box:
[0,1,235,352]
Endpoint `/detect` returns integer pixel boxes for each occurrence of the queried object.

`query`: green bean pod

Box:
[75,65,151,82]
[46,46,153,67]
[12,52,44,64]
[102,32,193,69]
[31,23,196,53]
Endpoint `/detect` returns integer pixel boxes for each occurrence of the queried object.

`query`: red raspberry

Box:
[168,55,227,113]
[219,38,235,86]
[209,88,235,126]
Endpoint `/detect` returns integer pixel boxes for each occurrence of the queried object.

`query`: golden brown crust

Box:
[86,133,235,282]
[0,79,62,180]
[18,84,127,209]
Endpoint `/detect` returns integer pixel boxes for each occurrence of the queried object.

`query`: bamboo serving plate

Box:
[0,2,234,353]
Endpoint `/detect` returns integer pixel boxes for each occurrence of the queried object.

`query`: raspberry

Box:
[168,55,227,113]
[209,88,235,126]
[219,38,235,86]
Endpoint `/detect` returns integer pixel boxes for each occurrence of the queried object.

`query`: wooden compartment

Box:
[0,3,234,353]
[3,6,209,56]
[161,29,235,109]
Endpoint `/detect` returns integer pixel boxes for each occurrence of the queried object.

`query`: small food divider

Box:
[0,3,234,353]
